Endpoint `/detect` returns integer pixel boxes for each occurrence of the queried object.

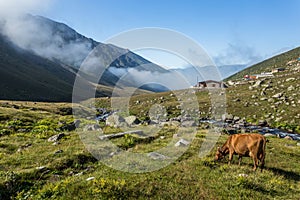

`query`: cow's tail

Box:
[260,138,267,172]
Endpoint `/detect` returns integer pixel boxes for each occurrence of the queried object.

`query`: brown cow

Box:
[215,133,266,171]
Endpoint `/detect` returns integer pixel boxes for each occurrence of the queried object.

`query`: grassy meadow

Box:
[0,93,299,199]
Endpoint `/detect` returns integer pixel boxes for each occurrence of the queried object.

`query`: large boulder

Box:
[106,113,126,128]
[124,116,140,126]
[48,133,65,142]
[60,120,81,131]
[83,124,101,131]
[272,93,283,98]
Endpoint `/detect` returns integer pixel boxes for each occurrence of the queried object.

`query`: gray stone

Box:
[238,173,249,177]
[260,91,266,96]
[286,77,295,82]
[175,139,190,147]
[170,121,180,127]
[86,177,95,181]
[99,130,144,140]
[258,120,267,126]
[124,116,140,126]
[222,114,234,121]
[17,143,32,152]
[106,113,125,127]
[48,133,65,142]
[273,93,283,98]
[147,152,168,160]
[233,116,240,121]
[60,120,81,131]
[83,124,101,131]
[253,80,263,87]
[181,120,196,127]
[264,133,275,137]
[284,136,293,140]
[36,166,47,171]
[54,150,63,154]
[287,85,295,91]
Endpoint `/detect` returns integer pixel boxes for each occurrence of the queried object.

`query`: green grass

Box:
[0,90,299,199]
[1,129,299,200]
[226,46,300,81]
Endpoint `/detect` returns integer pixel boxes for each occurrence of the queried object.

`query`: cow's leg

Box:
[260,152,265,172]
[238,156,242,166]
[228,150,233,165]
[252,156,258,171]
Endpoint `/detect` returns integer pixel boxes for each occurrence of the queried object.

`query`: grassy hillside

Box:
[222,47,300,133]
[0,93,299,199]
[227,47,300,80]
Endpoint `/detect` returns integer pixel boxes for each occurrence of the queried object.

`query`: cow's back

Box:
[229,134,266,156]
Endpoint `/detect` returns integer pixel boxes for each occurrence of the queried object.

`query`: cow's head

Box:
[215,147,226,161]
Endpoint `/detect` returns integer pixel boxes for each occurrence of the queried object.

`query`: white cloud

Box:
[214,43,262,66]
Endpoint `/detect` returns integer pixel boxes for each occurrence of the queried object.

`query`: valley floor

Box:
[0,100,299,199]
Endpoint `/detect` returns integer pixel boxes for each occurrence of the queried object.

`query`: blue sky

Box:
[34,0,300,68]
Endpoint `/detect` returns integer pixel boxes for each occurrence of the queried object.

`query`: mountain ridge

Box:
[0,14,170,101]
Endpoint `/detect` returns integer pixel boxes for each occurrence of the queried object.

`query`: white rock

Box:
[147,152,168,160]
[175,139,190,147]
[86,177,95,181]
[238,174,248,177]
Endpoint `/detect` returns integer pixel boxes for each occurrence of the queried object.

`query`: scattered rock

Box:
[86,177,95,181]
[181,120,196,127]
[83,124,101,131]
[17,129,27,133]
[60,120,81,131]
[54,150,63,155]
[233,98,241,102]
[264,133,275,137]
[52,142,60,146]
[74,172,84,176]
[147,152,168,160]
[106,113,126,127]
[253,80,263,87]
[233,116,240,121]
[48,133,65,142]
[124,116,140,126]
[36,166,47,171]
[17,143,32,152]
[284,136,293,140]
[287,85,295,91]
[175,139,190,147]
[238,174,249,177]
[99,130,143,140]
[272,93,283,98]
[170,121,180,127]
[286,77,295,82]
[258,120,268,127]
[297,143,300,146]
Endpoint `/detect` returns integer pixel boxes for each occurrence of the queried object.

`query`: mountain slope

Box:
[0,15,169,101]
[1,15,168,86]
[0,33,75,101]
[226,47,300,80]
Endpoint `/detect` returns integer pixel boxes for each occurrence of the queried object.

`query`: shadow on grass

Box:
[241,181,281,197]
[266,167,300,181]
